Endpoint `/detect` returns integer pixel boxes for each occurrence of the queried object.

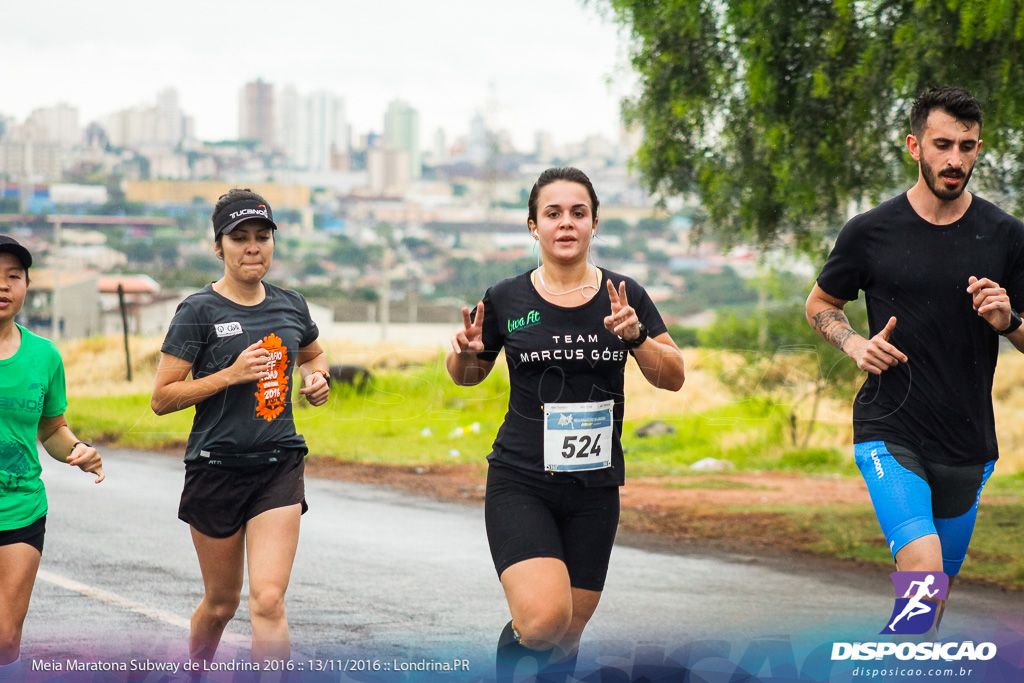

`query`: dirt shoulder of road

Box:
[304,456,883,575]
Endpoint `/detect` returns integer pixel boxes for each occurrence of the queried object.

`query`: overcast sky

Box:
[1,0,636,150]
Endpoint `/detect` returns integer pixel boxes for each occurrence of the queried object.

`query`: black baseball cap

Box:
[0,235,32,269]
[212,198,278,238]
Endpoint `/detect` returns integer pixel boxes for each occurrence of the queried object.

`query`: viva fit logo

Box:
[254,333,288,423]
[508,310,541,335]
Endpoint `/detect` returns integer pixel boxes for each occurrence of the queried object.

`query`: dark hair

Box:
[212,188,273,250]
[910,86,983,138]
[527,167,600,226]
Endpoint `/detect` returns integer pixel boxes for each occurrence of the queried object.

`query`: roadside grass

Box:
[728,485,1024,589]
[61,338,1024,589]
[67,393,193,451]
[67,355,853,472]
[657,478,777,491]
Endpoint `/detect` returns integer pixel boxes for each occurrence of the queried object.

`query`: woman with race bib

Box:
[446,167,684,682]
[151,189,329,666]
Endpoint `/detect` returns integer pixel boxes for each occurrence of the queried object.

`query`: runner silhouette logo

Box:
[881,571,949,635]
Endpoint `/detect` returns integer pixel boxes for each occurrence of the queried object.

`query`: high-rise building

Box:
[156,88,184,146]
[239,78,275,148]
[535,130,556,164]
[305,91,350,172]
[431,127,447,164]
[26,104,81,148]
[275,87,349,171]
[0,141,62,179]
[106,107,160,148]
[367,147,410,196]
[275,85,301,163]
[104,89,192,149]
[466,112,489,166]
[384,100,421,180]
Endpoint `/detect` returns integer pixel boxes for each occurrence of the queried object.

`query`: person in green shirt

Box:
[0,235,104,679]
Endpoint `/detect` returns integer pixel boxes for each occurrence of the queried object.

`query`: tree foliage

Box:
[700,300,868,447]
[607,0,1024,253]
[697,270,870,445]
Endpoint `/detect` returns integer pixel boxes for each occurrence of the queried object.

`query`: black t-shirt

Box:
[817,193,1024,465]
[476,269,668,487]
[161,282,319,462]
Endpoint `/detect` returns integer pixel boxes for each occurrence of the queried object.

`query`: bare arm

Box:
[38,414,104,482]
[805,284,859,352]
[604,280,684,391]
[150,342,270,415]
[446,302,496,386]
[296,340,330,406]
[805,283,907,375]
[631,332,685,391]
[446,351,495,386]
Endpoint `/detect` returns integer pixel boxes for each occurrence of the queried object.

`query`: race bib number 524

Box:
[543,400,614,472]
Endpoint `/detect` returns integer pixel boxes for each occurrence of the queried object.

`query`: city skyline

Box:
[2,0,634,150]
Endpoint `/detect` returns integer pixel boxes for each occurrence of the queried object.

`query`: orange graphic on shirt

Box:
[254,333,289,422]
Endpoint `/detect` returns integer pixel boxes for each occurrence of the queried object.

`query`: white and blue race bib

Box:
[543,400,614,472]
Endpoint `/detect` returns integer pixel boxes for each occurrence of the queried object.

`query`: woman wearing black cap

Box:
[151,189,330,666]
[447,168,685,682]
[0,235,104,679]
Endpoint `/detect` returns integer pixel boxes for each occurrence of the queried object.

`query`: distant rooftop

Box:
[24,269,97,290]
[97,274,161,295]
[0,214,177,227]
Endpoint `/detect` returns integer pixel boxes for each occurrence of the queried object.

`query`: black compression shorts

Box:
[179,450,308,538]
[484,463,620,592]
[0,515,45,554]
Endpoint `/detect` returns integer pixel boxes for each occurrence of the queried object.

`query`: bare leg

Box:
[935,576,956,630]
[501,558,573,651]
[554,587,601,660]
[245,504,301,664]
[894,534,943,573]
[0,543,41,665]
[498,558,602,681]
[189,527,245,666]
[895,535,945,634]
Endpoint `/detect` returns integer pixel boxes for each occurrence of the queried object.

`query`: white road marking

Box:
[36,569,249,646]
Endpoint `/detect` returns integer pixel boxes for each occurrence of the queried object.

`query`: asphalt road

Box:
[21,447,1024,681]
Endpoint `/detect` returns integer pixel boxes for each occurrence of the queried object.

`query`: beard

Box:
[920,156,974,202]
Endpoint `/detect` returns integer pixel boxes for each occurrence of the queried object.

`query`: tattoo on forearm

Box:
[812,309,858,352]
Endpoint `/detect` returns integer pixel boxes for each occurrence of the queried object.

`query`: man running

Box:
[805,86,1024,623]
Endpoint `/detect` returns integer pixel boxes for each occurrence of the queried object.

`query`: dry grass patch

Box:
[61,336,165,397]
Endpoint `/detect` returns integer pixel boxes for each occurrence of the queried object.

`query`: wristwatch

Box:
[71,441,91,454]
[619,322,649,349]
[996,310,1023,336]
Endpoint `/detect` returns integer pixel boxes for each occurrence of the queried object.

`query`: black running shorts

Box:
[179,451,308,538]
[484,463,620,592]
[0,515,45,554]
